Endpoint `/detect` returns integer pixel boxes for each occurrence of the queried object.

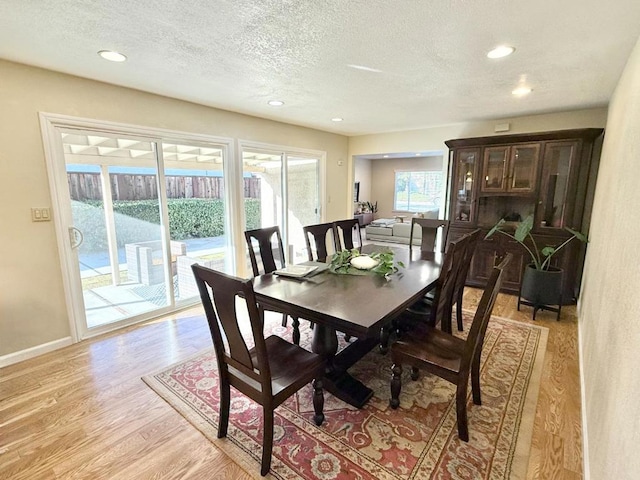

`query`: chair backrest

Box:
[460,253,511,373]
[333,218,362,251]
[191,264,273,401]
[409,218,450,254]
[244,226,285,276]
[303,222,336,261]
[429,234,470,328]
[452,228,482,299]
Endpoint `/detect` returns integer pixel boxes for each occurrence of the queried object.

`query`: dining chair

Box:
[303,222,336,261]
[380,234,470,353]
[244,226,302,345]
[305,221,355,339]
[409,218,449,255]
[389,253,511,442]
[451,229,482,331]
[408,233,471,332]
[333,218,363,251]
[191,264,326,476]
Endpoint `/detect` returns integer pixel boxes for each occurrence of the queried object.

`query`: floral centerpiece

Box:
[329,248,404,277]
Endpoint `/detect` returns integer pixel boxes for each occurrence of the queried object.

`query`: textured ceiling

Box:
[1,0,639,136]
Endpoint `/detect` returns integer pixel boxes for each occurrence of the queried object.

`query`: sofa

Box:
[364,210,440,245]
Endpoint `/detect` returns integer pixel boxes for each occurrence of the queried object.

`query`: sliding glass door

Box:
[241,149,321,272]
[56,127,230,337]
[42,115,326,340]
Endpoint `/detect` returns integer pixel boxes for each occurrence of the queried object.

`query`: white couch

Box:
[365,210,440,245]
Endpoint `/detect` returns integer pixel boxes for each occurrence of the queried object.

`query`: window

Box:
[394,170,443,212]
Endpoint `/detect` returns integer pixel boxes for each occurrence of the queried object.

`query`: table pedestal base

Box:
[311,325,378,408]
[323,370,373,408]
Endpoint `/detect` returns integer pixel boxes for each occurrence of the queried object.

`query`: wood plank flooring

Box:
[0,290,582,479]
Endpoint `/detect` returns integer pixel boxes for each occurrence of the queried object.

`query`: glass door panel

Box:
[537,141,577,229]
[509,144,540,192]
[242,151,283,272]
[162,141,230,302]
[63,132,169,329]
[286,155,320,263]
[452,148,478,223]
[241,149,321,270]
[482,147,508,192]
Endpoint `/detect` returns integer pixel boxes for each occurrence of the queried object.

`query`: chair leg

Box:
[410,366,419,381]
[281,312,288,327]
[261,407,274,476]
[218,382,230,438]
[390,363,402,409]
[455,380,469,442]
[292,317,300,345]
[312,378,325,426]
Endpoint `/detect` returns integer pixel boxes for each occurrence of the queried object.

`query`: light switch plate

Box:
[31,207,51,222]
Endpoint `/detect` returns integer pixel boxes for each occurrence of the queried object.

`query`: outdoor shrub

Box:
[73,198,261,253]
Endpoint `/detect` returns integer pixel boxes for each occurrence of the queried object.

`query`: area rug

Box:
[143,312,547,479]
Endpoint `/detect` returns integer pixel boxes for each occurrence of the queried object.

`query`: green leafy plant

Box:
[358,201,378,213]
[485,215,588,271]
[329,248,404,277]
[72,198,261,252]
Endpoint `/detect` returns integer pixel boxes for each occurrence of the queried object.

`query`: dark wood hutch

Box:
[445,128,604,303]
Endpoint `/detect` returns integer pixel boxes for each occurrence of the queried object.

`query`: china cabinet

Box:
[445,128,603,302]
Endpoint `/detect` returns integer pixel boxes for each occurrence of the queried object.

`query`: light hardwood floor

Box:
[0,290,582,479]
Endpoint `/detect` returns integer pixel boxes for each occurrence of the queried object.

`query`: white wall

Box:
[370,155,443,219]
[0,60,348,359]
[579,37,640,479]
[348,109,608,158]
[354,156,372,207]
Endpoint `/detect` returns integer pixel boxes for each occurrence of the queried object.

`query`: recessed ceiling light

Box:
[331,117,343,122]
[512,86,533,96]
[98,50,127,62]
[487,46,515,59]
[268,100,284,106]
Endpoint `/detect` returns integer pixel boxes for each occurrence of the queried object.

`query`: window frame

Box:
[393,170,443,213]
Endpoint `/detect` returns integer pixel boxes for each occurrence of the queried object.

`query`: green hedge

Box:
[73,198,261,253]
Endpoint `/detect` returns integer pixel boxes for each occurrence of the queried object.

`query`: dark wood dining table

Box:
[252,245,442,408]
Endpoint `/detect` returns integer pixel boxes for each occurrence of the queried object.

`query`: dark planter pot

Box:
[518,264,563,320]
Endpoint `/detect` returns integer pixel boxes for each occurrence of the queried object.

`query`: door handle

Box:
[68,226,84,249]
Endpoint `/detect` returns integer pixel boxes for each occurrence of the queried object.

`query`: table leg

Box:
[310,324,374,408]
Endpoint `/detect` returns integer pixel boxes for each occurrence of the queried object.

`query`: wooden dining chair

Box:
[244,226,302,345]
[451,229,482,331]
[191,264,326,476]
[409,218,449,255]
[333,218,363,251]
[380,234,470,353]
[389,253,511,442]
[408,233,471,332]
[303,222,336,261]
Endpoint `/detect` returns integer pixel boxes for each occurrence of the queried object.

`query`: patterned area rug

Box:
[143,312,547,479]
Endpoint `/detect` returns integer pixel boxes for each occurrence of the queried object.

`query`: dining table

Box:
[252,244,442,408]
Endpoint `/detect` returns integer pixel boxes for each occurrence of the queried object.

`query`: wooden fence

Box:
[68,173,260,200]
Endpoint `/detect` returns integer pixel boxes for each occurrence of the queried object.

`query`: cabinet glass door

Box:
[482,147,508,192]
[536,141,577,229]
[509,144,540,192]
[452,148,479,222]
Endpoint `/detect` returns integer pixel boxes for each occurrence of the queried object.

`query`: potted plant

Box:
[485,215,588,319]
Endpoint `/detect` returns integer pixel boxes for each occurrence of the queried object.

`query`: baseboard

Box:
[577,310,591,480]
[0,337,73,368]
